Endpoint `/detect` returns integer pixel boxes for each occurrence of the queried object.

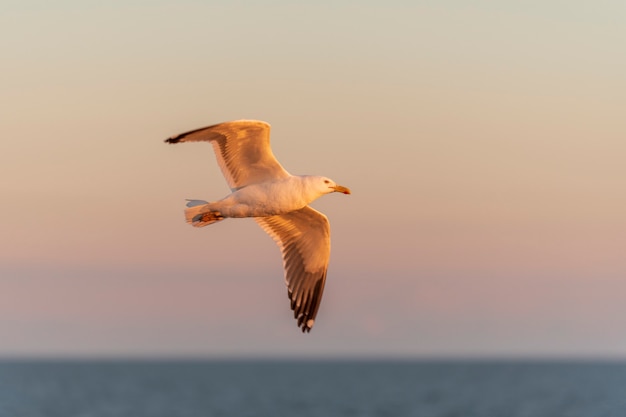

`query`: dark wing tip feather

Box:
[164,137,179,144]
[165,124,214,144]
[292,275,324,334]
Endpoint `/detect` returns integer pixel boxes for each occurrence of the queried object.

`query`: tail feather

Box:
[184,200,225,227]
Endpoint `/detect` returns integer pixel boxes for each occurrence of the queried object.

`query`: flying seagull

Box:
[165,120,351,332]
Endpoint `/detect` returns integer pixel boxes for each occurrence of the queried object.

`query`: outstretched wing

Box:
[255,206,331,333]
[165,120,291,189]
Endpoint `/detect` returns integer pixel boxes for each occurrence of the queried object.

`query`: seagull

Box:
[165,120,351,333]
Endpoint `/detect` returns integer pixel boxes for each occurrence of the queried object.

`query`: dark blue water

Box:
[0,360,625,417]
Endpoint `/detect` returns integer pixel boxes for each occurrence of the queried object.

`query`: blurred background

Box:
[1,0,625,358]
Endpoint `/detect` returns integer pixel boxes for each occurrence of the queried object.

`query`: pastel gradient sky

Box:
[2,0,625,358]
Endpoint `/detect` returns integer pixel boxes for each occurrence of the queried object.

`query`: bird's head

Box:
[317,176,351,195]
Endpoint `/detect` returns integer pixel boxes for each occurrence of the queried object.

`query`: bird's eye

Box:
[324,180,330,184]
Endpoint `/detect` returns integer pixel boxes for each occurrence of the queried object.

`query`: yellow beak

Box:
[332,185,351,194]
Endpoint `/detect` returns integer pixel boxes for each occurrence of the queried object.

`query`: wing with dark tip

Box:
[255,206,331,333]
[165,120,291,189]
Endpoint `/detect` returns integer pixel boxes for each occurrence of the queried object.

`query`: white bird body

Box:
[189,175,338,219]
[165,120,350,332]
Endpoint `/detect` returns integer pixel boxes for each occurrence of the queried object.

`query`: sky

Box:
[1,0,626,358]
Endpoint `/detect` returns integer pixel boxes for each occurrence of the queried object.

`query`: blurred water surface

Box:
[0,360,625,417]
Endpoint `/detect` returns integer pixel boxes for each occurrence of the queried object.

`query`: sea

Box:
[0,359,625,417]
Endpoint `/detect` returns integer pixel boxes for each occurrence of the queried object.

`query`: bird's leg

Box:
[200,211,223,222]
